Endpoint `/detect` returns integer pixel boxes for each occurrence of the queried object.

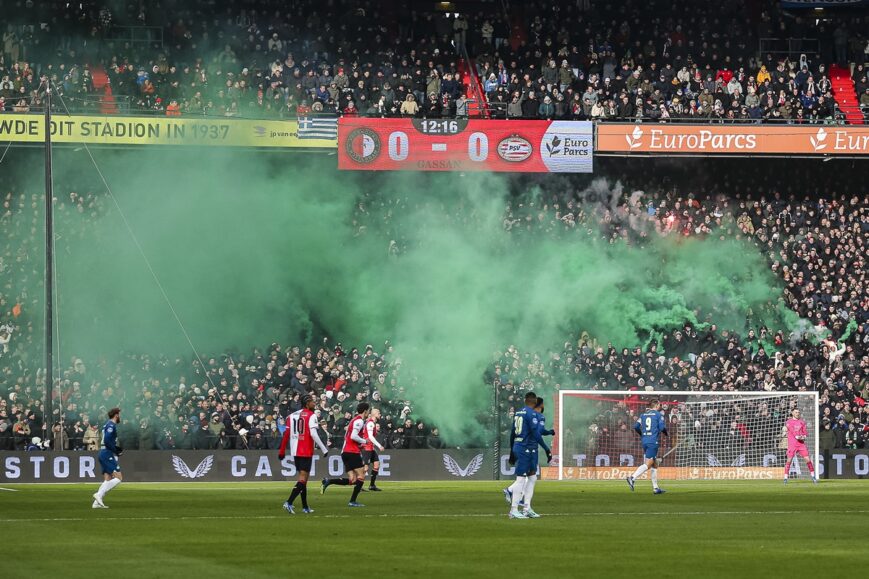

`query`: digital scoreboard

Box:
[338,118,593,172]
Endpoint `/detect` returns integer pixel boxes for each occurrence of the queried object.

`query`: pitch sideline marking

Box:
[2,509,867,522]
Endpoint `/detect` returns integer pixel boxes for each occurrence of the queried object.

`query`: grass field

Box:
[1,479,866,578]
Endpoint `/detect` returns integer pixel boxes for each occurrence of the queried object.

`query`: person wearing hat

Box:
[833,416,848,449]
[278,394,328,514]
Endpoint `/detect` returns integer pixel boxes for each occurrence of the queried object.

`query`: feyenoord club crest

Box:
[345,127,382,164]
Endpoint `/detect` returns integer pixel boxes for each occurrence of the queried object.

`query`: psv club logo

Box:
[496,135,533,162]
[345,127,382,164]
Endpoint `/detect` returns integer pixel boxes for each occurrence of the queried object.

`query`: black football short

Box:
[361,449,379,466]
[294,456,313,473]
[341,451,364,471]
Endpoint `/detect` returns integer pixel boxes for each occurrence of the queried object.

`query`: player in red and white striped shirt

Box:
[322,402,370,507]
[362,408,385,492]
[278,394,329,514]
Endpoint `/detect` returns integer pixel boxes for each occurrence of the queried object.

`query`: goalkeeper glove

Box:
[278,452,285,461]
[115,446,123,456]
[322,450,329,458]
[508,451,516,466]
[546,450,553,464]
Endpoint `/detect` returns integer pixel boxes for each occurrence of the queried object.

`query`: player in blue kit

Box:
[626,400,667,494]
[517,396,554,518]
[92,407,124,508]
[503,392,545,519]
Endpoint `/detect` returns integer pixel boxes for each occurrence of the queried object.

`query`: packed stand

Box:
[487,163,867,448]
[474,0,867,122]
[1,0,481,119]
[0,158,866,452]
[0,0,866,121]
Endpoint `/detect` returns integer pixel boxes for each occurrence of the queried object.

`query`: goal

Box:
[555,390,818,481]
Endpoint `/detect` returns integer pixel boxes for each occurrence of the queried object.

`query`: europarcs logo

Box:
[543,134,591,157]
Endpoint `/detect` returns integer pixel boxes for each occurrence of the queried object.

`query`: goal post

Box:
[555,390,819,481]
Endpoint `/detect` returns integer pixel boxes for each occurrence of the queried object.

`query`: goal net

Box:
[555,390,818,481]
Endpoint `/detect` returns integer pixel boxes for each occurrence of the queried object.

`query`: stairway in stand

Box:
[457,56,488,118]
[89,65,118,115]
[830,65,863,125]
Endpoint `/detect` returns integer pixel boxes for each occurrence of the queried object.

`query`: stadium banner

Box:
[781,0,868,7]
[818,451,869,479]
[0,113,337,148]
[0,450,495,482]
[5,450,865,482]
[596,124,869,156]
[542,450,869,480]
[338,118,593,172]
[547,466,781,481]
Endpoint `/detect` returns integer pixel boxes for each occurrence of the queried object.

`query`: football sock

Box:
[300,482,309,509]
[783,460,793,478]
[510,476,527,511]
[806,460,815,475]
[370,469,378,486]
[98,477,121,498]
[650,468,659,490]
[523,475,537,509]
[95,480,110,498]
[328,478,350,486]
[288,481,304,505]
[631,464,649,479]
[350,480,364,502]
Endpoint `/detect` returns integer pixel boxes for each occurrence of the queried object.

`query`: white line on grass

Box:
[2,509,867,522]
[0,488,18,492]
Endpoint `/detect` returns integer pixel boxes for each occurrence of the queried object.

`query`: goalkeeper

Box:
[784,408,818,484]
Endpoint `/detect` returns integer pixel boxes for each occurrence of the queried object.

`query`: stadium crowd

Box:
[0,0,866,121]
[0,158,866,453]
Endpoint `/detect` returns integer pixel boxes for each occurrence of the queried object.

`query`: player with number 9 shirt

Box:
[626,400,668,494]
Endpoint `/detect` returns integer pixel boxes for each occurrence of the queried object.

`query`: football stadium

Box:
[1,0,867,577]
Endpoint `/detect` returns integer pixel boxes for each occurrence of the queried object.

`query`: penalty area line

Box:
[0,488,19,492]
[1,509,867,522]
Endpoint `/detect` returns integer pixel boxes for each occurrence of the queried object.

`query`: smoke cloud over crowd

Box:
[12,147,801,440]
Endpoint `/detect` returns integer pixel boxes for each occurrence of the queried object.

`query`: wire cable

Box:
[50,84,242,437]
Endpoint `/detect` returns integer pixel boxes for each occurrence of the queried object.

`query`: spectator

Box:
[455,94,469,119]
[507,94,522,119]
[13,417,30,450]
[51,422,69,451]
[401,94,419,117]
[166,99,181,117]
[82,423,100,451]
[0,421,12,450]
[538,95,555,119]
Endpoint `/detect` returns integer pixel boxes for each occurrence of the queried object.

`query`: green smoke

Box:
[6,146,801,442]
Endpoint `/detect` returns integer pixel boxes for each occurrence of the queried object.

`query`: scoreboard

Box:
[338,118,593,172]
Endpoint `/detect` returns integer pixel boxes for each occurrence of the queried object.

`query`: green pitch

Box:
[1,480,866,577]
